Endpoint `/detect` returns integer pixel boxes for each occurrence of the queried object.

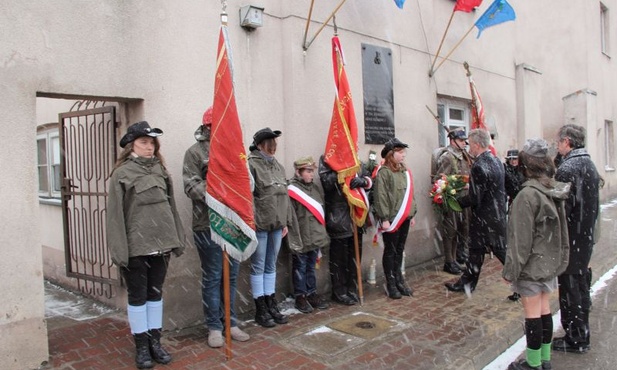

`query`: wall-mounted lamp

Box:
[239,5,264,30]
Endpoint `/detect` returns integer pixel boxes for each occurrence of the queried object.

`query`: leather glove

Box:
[350,176,368,189]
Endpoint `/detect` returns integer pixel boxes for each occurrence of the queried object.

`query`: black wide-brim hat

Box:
[505,149,519,159]
[381,138,409,158]
[119,121,163,148]
[253,127,282,147]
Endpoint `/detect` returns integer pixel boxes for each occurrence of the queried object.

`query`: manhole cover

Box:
[355,321,375,329]
[327,313,396,340]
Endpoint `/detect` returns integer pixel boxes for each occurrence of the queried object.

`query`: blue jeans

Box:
[250,229,283,297]
[250,229,283,276]
[194,230,239,331]
[292,249,318,296]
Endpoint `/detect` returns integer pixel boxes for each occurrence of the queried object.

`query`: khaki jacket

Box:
[182,138,210,231]
[503,179,570,282]
[287,177,330,253]
[373,165,417,223]
[106,156,185,267]
[248,150,292,231]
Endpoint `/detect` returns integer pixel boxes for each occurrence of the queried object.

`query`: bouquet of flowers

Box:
[429,174,469,213]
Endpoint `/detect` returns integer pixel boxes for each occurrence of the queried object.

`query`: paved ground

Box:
[41,200,617,370]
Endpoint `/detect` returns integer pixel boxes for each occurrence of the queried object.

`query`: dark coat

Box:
[555,148,600,275]
[459,151,507,251]
[318,156,370,239]
[504,162,525,206]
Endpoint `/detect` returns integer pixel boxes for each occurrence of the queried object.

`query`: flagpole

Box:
[430,23,475,76]
[353,222,364,305]
[302,0,316,52]
[429,9,456,77]
[303,0,347,51]
[223,250,232,360]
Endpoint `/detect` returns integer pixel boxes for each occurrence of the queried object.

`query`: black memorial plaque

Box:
[362,43,394,145]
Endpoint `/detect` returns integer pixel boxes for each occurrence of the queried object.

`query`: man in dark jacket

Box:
[445,129,507,293]
[552,124,600,354]
[503,149,525,208]
[319,156,372,305]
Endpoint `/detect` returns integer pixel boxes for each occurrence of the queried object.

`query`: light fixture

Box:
[239,5,264,30]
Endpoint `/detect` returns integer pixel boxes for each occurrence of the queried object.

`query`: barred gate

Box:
[59,102,119,298]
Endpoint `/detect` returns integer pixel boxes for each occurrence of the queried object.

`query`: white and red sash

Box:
[288,184,326,225]
[377,168,414,235]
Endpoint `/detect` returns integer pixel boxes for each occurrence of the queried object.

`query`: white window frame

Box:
[437,99,470,147]
[601,2,610,56]
[605,120,615,171]
[37,130,61,201]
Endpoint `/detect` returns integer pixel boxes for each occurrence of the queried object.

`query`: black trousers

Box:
[382,218,411,281]
[558,269,592,346]
[121,254,170,306]
[460,246,506,290]
[329,233,362,297]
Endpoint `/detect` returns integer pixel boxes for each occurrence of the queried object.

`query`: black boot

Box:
[385,275,402,299]
[265,293,288,324]
[148,328,172,364]
[254,296,276,328]
[395,272,413,296]
[133,332,154,369]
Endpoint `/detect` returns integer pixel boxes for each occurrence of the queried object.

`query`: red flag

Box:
[468,73,497,155]
[323,36,369,227]
[206,26,258,262]
[454,0,483,13]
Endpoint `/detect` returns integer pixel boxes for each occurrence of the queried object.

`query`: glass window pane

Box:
[52,164,61,193]
[38,166,49,192]
[449,108,463,121]
[37,139,47,165]
[51,136,60,165]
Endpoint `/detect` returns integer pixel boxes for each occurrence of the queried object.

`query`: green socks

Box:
[541,342,551,362]
[526,347,541,368]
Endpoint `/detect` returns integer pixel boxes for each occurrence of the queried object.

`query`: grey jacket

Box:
[503,179,570,283]
[106,156,185,267]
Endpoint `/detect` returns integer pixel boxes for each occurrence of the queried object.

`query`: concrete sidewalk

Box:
[42,200,617,370]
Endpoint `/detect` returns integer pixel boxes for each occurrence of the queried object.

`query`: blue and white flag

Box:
[474,0,516,38]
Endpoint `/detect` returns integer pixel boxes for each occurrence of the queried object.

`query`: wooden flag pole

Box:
[429,9,456,77]
[303,0,347,51]
[353,222,364,305]
[302,0,316,52]
[223,250,232,360]
[430,23,475,77]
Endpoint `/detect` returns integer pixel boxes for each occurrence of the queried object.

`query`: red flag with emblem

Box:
[206,25,258,262]
[323,36,369,227]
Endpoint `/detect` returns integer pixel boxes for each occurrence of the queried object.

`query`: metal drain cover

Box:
[327,313,396,340]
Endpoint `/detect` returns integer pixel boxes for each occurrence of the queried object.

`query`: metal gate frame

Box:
[59,104,119,298]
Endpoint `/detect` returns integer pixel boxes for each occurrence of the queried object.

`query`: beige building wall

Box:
[2,0,617,367]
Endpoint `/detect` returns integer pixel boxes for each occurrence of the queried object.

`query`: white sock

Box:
[146,300,163,330]
[127,304,148,334]
[250,274,264,298]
